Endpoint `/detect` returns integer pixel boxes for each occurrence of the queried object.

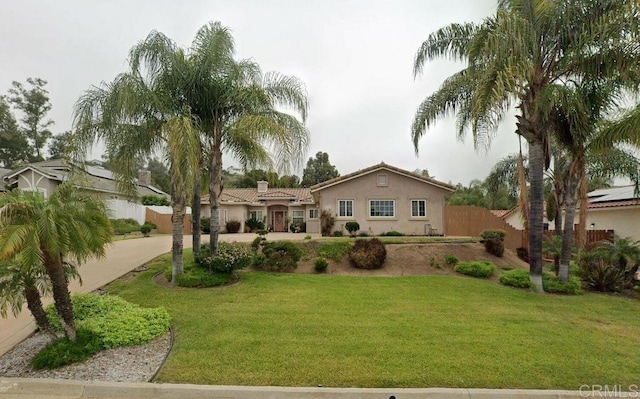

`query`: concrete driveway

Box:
[0,232,317,356]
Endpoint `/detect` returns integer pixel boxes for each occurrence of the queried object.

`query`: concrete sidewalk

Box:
[0,378,591,399]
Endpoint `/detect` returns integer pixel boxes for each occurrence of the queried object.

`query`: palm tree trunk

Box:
[24,282,57,339]
[528,140,545,293]
[559,158,584,282]
[171,185,186,286]
[192,167,201,257]
[209,127,223,256]
[42,249,76,341]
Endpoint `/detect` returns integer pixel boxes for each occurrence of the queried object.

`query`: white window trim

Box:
[249,210,264,221]
[337,199,355,219]
[368,199,395,219]
[377,174,388,187]
[410,199,428,219]
[309,209,319,219]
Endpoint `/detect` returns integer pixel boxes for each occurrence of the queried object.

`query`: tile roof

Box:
[490,210,511,218]
[309,162,456,192]
[217,187,313,204]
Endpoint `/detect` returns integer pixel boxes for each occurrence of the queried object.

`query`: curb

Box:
[0,378,597,399]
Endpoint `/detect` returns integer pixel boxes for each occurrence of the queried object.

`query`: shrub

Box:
[304,235,312,240]
[580,258,627,292]
[245,218,264,232]
[430,256,441,269]
[141,195,171,206]
[144,221,157,229]
[348,238,387,270]
[320,210,335,237]
[454,261,496,278]
[251,236,265,251]
[516,247,528,261]
[499,269,533,288]
[200,217,211,234]
[444,255,459,265]
[195,242,253,273]
[357,232,369,237]
[255,241,303,272]
[109,218,141,235]
[380,231,404,236]
[480,229,506,257]
[543,274,583,295]
[345,221,360,237]
[32,328,103,370]
[45,294,170,350]
[225,219,241,233]
[314,258,329,273]
[332,230,344,237]
[318,241,352,261]
[140,223,154,236]
[164,265,234,288]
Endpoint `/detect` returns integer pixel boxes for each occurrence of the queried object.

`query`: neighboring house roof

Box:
[309,162,456,193]
[490,209,511,218]
[2,159,168,198]
[0,168,10,191]
[205,187,314,205]
[587,185,639,209]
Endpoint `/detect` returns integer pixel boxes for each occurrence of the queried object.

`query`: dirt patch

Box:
[295,242,529,279]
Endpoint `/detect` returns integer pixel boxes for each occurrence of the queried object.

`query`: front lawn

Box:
[107,252,640,389]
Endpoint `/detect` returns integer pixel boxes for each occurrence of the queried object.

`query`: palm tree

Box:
[0,184,112,341]
[412,0,640,292]
[73,33,200,285]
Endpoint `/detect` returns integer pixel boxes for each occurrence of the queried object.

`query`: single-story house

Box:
[2,160,169,223]
[0,168,10,192]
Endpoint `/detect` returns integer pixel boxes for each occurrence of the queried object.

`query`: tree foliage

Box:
[0,96,29,168]
[301,151,339,186]
[47,131,73,160]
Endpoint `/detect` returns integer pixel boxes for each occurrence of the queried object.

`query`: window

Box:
[309,209,319,219]
[411,200,427,218]
[292,210,304,225]
[369,200,394,217]
[249,210,263,221]
[338,200,354,217]
[377,174,387,186]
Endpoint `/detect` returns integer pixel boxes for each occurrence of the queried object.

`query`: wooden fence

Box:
[542,229,614,251]
[145,208,192,234]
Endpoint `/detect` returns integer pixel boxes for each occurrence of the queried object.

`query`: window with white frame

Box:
[338,200,354,217]
[411,199,427,218]
[369,199,395,217]
[249,210,263,221]
[292,210,304,225]
[377,174,388,186]
[309,209,319,219]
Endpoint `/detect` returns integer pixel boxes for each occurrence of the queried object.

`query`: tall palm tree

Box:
[0,184,112,341]
[412,0,640,292]
[73,34,200,285]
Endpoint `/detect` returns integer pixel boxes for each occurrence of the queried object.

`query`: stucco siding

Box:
[314,171,449,235]
[583,207,640,241]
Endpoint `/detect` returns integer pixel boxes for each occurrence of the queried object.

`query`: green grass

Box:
[107,255,640,389]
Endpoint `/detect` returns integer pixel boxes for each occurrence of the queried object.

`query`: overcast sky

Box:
[0,0,522,186]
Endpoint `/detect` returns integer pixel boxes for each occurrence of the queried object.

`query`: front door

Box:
[274,211,286,232]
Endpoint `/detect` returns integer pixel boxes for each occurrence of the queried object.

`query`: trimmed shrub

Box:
[140,223,154,236]
[245,218,264,232]
[481,229,506,257]
[141,195,171,206]
[255,241,303,272]
[499,269,533,288]
[314,258,329,273]
[332,231,344,237]
[345,221,360,237]
[251,236,265,251]
[444,255,459,265]
[144,221,157,229]
[304,235,312,240]
[380,231,404,236]
[348,238,387,270]
[32,328,103,370]
[225,219,241,233]
[455,261,497,278]
[357,232,370,237]
[200,217,211,234]
[543,274,583,295]
[109,218,141,235]
[195,242,253,273]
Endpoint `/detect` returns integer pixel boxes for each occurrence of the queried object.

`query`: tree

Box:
[7,78,54,160]
[412,0,640,292]
[0,96,29,168]
[146,157,172,194]
[47,131,73,160]
[73,33,201,285]
[301,152,339,186]
[0,184,112,341]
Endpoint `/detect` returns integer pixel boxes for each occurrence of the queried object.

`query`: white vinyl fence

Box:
[104,199,146,224]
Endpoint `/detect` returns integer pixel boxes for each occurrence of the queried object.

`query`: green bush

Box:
[314,258,329,273]
[380,231,404,236]
[348,238,387,270]
[255,241,303,272]
[225,219,241,233]
[245,218,264,232]
[345,221,360,237]
[455,261,497,278]
[499,269,533,288]
[543,274,583,295]
[318,241,352,261]
[144,221,157,229]
[357,232,369,237]
[320,210,335,237]
[164,261,235,288]
[580,257,626,292]
[195,242,253,273]
[251,236,265,251]
[200,217,211,234]
[480,229,506,257]
[109,218,141,235]
[140,223,154,235]
[141,195,171,206]
[304,235,312,240]
[32,328,103,370]
[45,294,170,350]
[444,255,459,265]
[332,230,344,237]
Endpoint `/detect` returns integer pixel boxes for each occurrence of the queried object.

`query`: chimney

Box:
[138,170,151,186]
[257,180,268,193]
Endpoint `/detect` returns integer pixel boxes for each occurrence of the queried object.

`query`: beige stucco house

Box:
[310,163,456,236]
